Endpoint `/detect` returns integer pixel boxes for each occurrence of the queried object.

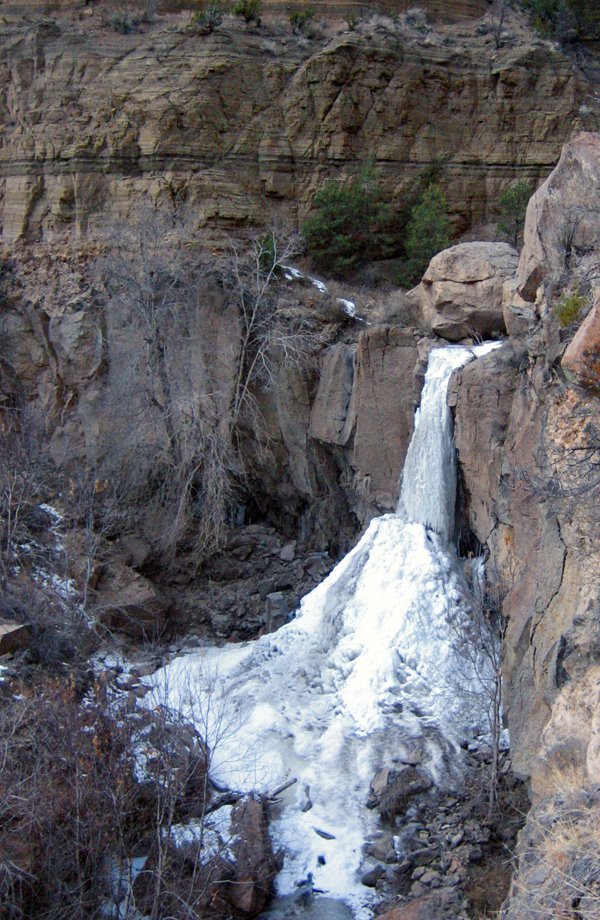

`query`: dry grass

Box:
[509,767,600,918]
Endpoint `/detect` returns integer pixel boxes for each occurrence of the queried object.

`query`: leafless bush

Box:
[96,208,240,562]
[0,401,53,584]
[95,213,324,566]
[223,232,324,433]
[0,679,144,919]
[0,668,273,920]
[447,566,506,820]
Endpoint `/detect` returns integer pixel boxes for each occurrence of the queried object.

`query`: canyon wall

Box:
[0,7,597,245]
[449,133,600,918]
[2,2,600,907]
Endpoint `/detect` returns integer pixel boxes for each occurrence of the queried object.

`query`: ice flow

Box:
[149,342,501,917]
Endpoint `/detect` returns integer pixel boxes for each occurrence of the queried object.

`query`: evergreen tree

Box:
[302,164,395,278]
[496,179,531,246]
[521,0,600,40]
[400,184,450,288]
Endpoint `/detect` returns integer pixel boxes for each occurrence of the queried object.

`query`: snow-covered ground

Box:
[146,343,503,917]
[282,265,365,322]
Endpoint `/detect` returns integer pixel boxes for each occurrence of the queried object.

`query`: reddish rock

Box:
[92,563,169,640]
[222,797,279,917]
[449,344,521,541]
[562,297,600,392]
[0,620,30,655]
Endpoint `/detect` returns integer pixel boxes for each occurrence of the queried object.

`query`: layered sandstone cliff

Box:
[0,5,597,244]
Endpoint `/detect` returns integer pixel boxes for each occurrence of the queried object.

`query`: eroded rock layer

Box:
[0,10,596,243]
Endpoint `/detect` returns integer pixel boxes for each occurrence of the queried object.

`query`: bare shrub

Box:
[0,679,145,919]
[0,400,53,584]
[0,668,275,920]
[95,214,324,566]
[447,566,506,820]
[511,771,600,918]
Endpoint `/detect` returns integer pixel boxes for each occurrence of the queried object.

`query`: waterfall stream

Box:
[148,342,501,918]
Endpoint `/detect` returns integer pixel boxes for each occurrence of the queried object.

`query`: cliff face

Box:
[0,234,426,637]
[0,8,597,244]
[2,2,600,906]
[449,133,600,917]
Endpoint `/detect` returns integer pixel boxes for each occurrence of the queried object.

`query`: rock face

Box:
[448,341,523,542]
[311,328,418,517]
[562,292,600,391]
[0,245,422,639]
[450,134,600,919]
[0,0,491,22]
[0,13,595,243]
[516,132,600,303]
[92,562,169,641]
[410,242,518,341]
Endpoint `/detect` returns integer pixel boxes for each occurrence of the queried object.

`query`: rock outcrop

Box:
[311,328,418,517]
[409,242,518,341]
[562,292,600,391]
[454,139,600,782]
[450,133,600,919]
[0,243,424,639]
[0,11,595,243]
[516,132,600,303]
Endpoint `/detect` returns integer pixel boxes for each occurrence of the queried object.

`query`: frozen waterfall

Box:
[147,342,502,918]
[399,346,481,540]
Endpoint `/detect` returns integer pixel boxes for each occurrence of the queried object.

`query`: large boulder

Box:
[408,242,518,341]
[91,562,169,640]
[516,132,600,303]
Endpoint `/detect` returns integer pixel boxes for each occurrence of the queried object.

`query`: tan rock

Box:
[562,295,600,392]
[408,242,518,341]
[502,277,539,337]
[454,345,600,781]
[532,665,600,791]
[0,21,592,243]
[517,132,600,303]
